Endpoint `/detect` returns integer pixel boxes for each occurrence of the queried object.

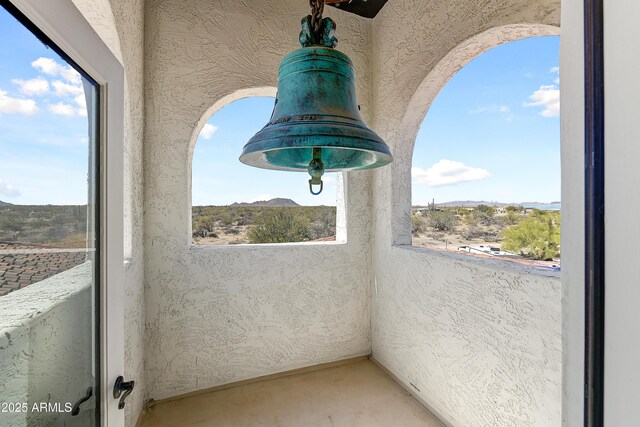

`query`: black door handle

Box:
[71,386,93,416]
[113,376,135,409]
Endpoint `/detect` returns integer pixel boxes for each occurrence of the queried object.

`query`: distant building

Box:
[457,245,519,257]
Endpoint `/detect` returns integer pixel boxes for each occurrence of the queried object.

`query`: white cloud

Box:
[0,178,20,197]
[523,66,560,117]
[52,80,83,97]
[12,77,49,96]
[469,104,511,115]
[550,66,560,84]
[200,123,218,139]
[524,84,559,117]
[31,57,81,84]
[321,175,336,185]
[0,90,38,115]
[48,102,76,116]
[75,94,88,116]
[412,159,491,187]
[27,58,87,116]
[31,57,60,75]
[47,96,87,117]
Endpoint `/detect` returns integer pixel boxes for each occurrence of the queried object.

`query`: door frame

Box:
[0,0,126,425]
[583,0,605,425]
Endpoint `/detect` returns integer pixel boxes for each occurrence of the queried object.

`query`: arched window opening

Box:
[192,97,339,245]
[411,36,561,269]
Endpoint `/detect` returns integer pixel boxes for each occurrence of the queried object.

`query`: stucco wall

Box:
[70,0,147,424]
[143,0,374,400]
[372,249,562,426]
[368,0,563,425]
[0,263,94,427]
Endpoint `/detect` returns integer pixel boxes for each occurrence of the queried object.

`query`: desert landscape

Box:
[191,198,337,245]
[0,198,560,262]
[411,200,561,264]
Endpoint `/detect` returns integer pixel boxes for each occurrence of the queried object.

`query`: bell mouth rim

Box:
[244,127,389,150]
[239,145,393,173]
[241,117,392,166]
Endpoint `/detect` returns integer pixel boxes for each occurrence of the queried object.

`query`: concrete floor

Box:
[139,359,445,427]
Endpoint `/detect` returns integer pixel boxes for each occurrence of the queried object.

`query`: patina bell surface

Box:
[239,17,392,176]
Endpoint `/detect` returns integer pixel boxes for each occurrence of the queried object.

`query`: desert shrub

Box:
[483,230,501,241]
[453,207,470,216]
[223,227,240,235]
[429,231,445,241]
[411,214,426,236]
[425,210,457,231]
[44,225,68,241]
[502,210,522,226]
[236,216,252,226]
[0,212,25,241]
[475,204,496,216]
[310,220,333,240]
[463,213,479,226]
[471,209,495,226]
[502,212,560,260]
[308,208,336,240]
[505,205,521,213]
[461,226,484,240]
[217,211,234,226]
[197,215,217,233]
[248,210,311,243]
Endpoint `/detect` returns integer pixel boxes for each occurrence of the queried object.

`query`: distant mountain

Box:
[230,198,299,207]
[0,200,12,206]
[416,200,561,209]
[433,200,510,207]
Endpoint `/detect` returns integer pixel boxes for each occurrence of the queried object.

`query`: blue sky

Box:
[0,8,90,205]
[0,5,559,207]
[192,97,339,206]
[412,36,560,205]
[195,36,559,206]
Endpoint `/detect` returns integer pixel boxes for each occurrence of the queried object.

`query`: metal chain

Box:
[309,0,324,36]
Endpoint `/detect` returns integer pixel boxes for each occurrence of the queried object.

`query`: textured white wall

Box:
[369,0,564,425]
[0,264,93,427]
[372,249,562,426]
[70,0,147,424]
[143,0,374,400]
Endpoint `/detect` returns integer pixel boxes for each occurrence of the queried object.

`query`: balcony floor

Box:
[139,359,445,427]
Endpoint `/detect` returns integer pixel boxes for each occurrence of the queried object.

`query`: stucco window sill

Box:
[393,244,561,279]
[0,261,93,336]
[189,239,348,251]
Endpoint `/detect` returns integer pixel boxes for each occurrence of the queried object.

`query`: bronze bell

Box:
[240,14,392,195]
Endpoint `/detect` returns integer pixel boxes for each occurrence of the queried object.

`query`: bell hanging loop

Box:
[309,180,324,195]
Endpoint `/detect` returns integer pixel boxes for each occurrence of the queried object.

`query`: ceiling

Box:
[327,0,389,19]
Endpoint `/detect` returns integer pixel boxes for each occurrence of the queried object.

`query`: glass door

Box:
[0,4,100,426]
